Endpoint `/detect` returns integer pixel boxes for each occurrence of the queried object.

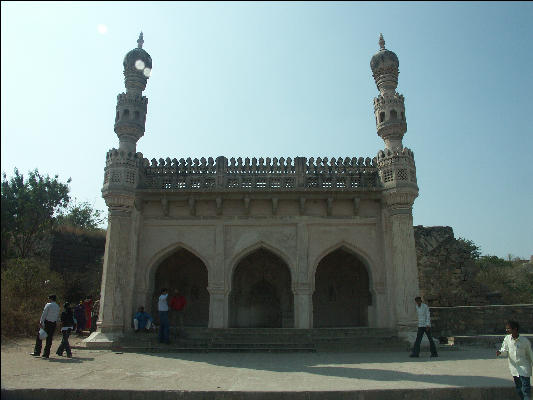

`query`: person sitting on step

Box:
[133,306,153,333]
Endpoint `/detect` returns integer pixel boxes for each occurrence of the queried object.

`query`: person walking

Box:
[169,289,187,338]
[409,296,438,358]
[84,295,93,331]
[30,294,60,359]
[497,320,533,400]
[158,288,170,344]
[55,302,75,358]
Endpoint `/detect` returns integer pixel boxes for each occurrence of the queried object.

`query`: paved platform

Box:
[1,338,518,399]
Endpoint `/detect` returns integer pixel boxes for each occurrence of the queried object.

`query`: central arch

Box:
[153,248,209,327]
[230,248,293,328]
[313,248,371,327]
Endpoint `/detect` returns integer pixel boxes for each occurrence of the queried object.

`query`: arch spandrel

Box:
[310,241,378,293]
[142,242,213,294]
[226,241,296,293]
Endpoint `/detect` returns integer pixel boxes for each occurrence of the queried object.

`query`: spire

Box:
[379,33,385,50]
[137,32,144,49]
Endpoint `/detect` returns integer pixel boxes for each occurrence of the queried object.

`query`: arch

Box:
[151,246,210,327]
[145,242,212,286]
[227,241,295,292]
[123,109,130,119]
[311,242,375,328]
[229,247,294,328]
[379,111,385,123]
[390,109,397,120]
[311,241,375,288]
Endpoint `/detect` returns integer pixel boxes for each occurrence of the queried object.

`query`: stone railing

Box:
[139,156,380,191]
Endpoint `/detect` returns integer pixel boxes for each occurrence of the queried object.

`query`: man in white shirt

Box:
[409,296,438,358]
[158,288,170,344]
[30,294,60,358]
[497,320,533,400]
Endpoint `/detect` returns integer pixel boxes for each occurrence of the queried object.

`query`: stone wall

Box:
[50,229,106,273]
[430,304,533,335]
[414,226,494,307]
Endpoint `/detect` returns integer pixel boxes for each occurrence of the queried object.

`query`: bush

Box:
[1,258,65,338]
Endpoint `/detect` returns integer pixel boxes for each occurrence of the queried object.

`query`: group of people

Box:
[411,296,532,400]
[73,296,99,335]
[30,292,531,400]
[30,294,99,359]
[133,288,187,344]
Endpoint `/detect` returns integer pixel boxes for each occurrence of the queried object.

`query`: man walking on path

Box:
[158,288,170,344]
[409,296,438,358]
[30,294,60,359]
[497,320,533,400]
[169,289,187,338]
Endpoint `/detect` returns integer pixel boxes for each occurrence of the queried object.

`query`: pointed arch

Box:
[312,242,375,328]
[227,240,295,291]
[229,242,294,328]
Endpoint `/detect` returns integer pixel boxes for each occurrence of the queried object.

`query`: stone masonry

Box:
[87,33,421,346]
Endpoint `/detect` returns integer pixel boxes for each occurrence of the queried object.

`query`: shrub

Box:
[1,258,65,338]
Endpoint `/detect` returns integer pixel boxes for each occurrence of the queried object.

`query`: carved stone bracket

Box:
[243,196,250,215]
[188,196,196,216]
[353,198,360,215]
[272,197,279,215]
[299,197,306,215]
[161,197,169,216]
[327,197,333,216]
[216,196,223,216]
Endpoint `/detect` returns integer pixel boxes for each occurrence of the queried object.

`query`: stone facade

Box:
[430,305,533,336]
[414,226,494,307]
[88,33,421,344]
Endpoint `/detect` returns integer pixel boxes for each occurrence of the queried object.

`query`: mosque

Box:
[90,33,420,344]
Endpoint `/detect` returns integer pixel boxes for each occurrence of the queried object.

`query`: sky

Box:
[1,1,532,259]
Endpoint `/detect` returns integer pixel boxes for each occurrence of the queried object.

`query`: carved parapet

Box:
[102,149,144,193]
[116,93,148,110]
[138,155,380,191]
[377,147,417,190]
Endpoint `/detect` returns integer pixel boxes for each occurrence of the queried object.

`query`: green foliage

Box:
[1,168,71,259]
[474,255,533,304]
[1,258,65,337]
[57,199,106,231]
[457,237,481,260]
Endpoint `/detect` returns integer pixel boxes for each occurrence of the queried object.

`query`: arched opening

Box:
[390,109,397,120]
[123,109,130,119]
[313,248,371,327]
[379,112,385,123]
[152,248,209,327]
[134,110,140,120]
[230,248,293,328]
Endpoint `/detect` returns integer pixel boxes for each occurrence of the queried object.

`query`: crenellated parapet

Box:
[376,147,417,190]
[137,155,379,191]
[102,149,145,197]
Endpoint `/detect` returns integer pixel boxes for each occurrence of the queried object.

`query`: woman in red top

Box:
[169,289,186,337]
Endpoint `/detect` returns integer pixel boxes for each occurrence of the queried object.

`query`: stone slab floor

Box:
[1,338,516,393]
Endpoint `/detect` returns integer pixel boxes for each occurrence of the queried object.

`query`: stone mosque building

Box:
[90,33,420,344]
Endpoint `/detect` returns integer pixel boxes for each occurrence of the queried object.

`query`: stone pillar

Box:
[86,196,135,346]
[293,287,313,328]
[384,191,419,329]
[207,286,226,328]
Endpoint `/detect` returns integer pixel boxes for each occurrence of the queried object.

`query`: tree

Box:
[57,199,106,230]
[1,168,70,259]
[457,237,481,260]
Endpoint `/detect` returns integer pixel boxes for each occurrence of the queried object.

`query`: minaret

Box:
[96,33,152,338]
[115,32,152,154]
[371,34,420,330]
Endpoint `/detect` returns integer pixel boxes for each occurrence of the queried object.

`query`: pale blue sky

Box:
[1,2,532,259]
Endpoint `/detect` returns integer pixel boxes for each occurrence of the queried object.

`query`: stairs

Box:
[114,327,409,353]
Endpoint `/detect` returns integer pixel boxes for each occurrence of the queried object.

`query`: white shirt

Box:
[415,303,431,327]
[158,294,168,311]
[499,335,533,377]
[40,301,60,324]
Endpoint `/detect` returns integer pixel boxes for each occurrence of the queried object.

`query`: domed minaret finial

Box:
[379,33,385,50]
[137,32,144,49]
